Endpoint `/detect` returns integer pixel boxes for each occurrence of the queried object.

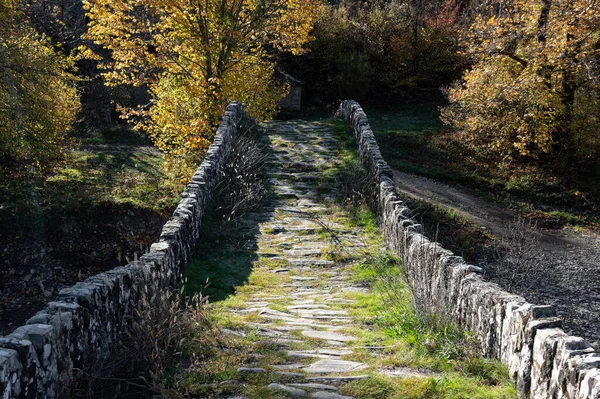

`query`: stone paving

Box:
[193,121,428,398]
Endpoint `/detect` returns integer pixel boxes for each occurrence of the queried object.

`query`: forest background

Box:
[2,0,600,184]
[1,0,600,326]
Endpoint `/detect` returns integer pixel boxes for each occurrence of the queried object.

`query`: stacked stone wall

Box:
[338,99,600,399]
[0,102,245,398]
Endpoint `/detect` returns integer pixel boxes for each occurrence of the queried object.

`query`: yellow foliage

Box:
[84,0,322,179]
[442,0,600,162]
[0,0,80,170]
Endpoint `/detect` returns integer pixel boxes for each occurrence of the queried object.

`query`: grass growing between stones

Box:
[169,119,516,399]
[334,252,516,399]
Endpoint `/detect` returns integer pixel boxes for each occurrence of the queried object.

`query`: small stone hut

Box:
[276,69,303,112]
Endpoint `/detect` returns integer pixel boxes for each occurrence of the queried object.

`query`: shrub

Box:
[0,1,80,171]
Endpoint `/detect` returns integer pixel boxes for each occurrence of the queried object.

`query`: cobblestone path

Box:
[184,121,434,398]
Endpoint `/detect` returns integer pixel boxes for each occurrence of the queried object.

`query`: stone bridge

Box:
[1,101,599,398]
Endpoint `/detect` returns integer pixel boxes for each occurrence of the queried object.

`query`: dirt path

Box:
[77,143,162,155]
[392,169,600,348]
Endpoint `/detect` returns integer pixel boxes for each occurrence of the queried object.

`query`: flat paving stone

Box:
[295,310,349,317]
[288,304,330,310]
[287,351,337,359]
[306,376,371,383]
[289,383,339,391]
[268,383,306,397]
[288,259,335,266]
[301,330,356,342]
[314,349,353,356]
[303,359,368,374]
[271,363,306,370]
[276,322,341,330]
[285,249,324,256]
[291,290,324,296]
[290,277,320,281]
[307,318,354,324]
[312,392,355,399]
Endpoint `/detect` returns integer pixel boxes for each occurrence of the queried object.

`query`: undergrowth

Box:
[68,119,268,398]
[185,119,268,300]
[69,289,212,399]
[0,124,180,217]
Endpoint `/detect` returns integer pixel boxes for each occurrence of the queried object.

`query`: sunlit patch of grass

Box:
[342,251,516,397]
[340,373,517,399]
[1,147,181,218]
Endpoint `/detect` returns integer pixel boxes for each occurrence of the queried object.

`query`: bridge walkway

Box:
[184,120,430,398]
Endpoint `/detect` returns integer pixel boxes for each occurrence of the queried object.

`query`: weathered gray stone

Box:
[548,336,595,398]
[312,392,354,399]
[338,100,600,399]
[290,383,338,391]
[272,364,305,370]
[287,259,335,267]
[301,331,356,342]
[306,375,370,383]
[288,305,330,310]
[531,328,566,399]
[303,359,367,374]
[0,102,246,399]
[268,383,306,397]
[297,310,349,317]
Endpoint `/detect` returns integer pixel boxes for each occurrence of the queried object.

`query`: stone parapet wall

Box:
[0,102,245,399]
[338,99,600,399]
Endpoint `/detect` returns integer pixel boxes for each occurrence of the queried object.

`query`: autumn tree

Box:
[0,0,80,171]
[84,0,322,179]
[442,0,600,164]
